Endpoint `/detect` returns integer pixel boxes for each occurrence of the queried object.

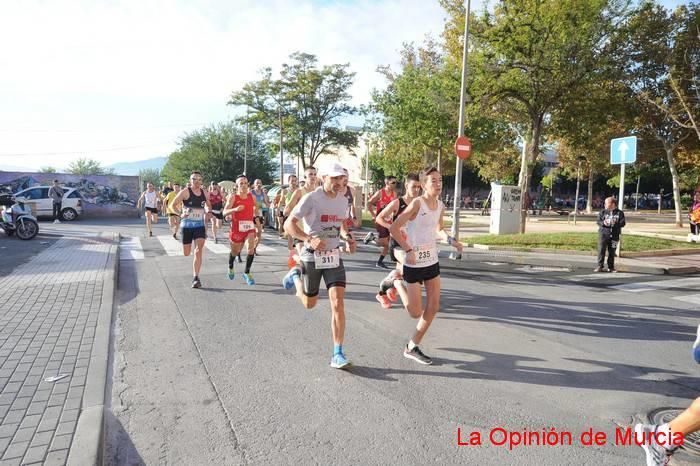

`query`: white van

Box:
[14,186,84,221]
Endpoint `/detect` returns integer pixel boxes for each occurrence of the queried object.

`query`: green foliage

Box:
[139,168,161,188]
[66,158,116,176]
[38,166,57,173]
[161,122,275,186]
[229,52,359,169]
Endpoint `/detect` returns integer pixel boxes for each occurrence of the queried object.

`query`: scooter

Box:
[0,196,39,240]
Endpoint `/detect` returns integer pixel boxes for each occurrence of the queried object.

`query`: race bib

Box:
[239,220,255,232]
[414,243,438,266]
[314,249,340,269]
[185,208,204,221]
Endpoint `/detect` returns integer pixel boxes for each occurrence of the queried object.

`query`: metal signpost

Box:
[610,136,637,257]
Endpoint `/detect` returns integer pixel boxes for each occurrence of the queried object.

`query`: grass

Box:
[464,232,700,253]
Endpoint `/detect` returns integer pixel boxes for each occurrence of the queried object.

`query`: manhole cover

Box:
[646,407,700,456]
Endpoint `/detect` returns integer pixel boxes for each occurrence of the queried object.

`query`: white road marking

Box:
[119,237,144,261]
[673,294,700,305]
[612,277,700,293]
[156,235,184,256]
[570,272,641,281]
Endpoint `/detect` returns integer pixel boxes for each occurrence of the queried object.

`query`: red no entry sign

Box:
[454,136,472,160]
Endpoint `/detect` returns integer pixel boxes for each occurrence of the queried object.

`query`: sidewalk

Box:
[0,233,117,465]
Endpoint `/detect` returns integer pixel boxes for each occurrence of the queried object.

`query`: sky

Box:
[0,0,690,172]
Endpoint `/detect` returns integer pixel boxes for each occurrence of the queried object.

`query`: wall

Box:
[0,172,140,217]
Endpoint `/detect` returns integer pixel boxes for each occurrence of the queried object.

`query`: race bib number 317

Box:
[314,249,340,269]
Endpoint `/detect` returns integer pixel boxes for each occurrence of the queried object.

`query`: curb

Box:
[67,232,119,466]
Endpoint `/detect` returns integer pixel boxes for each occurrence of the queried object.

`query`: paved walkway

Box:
[0,235,115,466]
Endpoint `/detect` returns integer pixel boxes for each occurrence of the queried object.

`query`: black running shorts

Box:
[182,226,206,245]
[403,262,440,284]
[300,255,346,298]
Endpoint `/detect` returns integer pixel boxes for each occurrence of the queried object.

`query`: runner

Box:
[281,162,357,369]
[251,179,270,252]
[222,175,257,285]
[284,167,319,266]
[169,171,212,289]
[208,182,225,243]
[278,175,298,239]
[374,173,421,308]
[161,181,173,215]
[137,182,162,238]
[163,183,182,239]
[364,176,398,268]
[341,168,359,253]
[388,167,463,365]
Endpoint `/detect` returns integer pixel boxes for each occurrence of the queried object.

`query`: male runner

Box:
[375,173,421,308]
[208,182,225,243]
[365,176,398,268]
[137,182,162,237]
[170,171,212,288]
[164,183,182,239]
[161,182,173,215]
[281,162,356,369]
[278,175,298,239]
[389,167,463,365]
[251,179,270,251]
[284,167,318,266]
[341,168,359,253]
[223,175,257,285]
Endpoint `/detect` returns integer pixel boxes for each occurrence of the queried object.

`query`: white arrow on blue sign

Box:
[610,136,637,165]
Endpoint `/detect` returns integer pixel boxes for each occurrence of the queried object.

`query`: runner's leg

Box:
[410,275,440,344]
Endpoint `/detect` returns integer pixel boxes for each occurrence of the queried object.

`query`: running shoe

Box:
[172,233,177,240]
[376,261,389,269]
[375,293,391,309]
[403,345,433,365]
[593,266,603,272]
[386,287,398,302]
[243,273,255,285]
[287,253,297,269]
[608,268,618,273]
[363,232,375,244]
[237,254,243,263]
[191,277,202,289]
[330,352,351,369]
[149,231,153,237]
[693,324,700,363]
[227,268,235,280]
[282,268,300,290]
[634,423,674,466]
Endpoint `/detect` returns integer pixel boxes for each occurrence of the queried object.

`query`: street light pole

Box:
[279,107,284,185]
[364,139,370,211]
[243,108,249,176]
[574,158,582,226]
[450,0,471,257]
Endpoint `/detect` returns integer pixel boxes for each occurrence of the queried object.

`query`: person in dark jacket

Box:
[595,196,626,272]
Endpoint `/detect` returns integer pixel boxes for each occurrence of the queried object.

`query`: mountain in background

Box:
[0,164,38,173]
[108,156,168,175]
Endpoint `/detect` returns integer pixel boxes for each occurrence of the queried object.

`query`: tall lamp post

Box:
[573,156,585,225]
[450,0,471,259]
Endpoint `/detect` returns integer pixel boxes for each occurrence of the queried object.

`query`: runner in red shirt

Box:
[364,176,398,268]
[223,175,257,285]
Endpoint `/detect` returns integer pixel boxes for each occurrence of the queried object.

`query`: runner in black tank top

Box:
[170,172,212,288]
[374,174,422,309]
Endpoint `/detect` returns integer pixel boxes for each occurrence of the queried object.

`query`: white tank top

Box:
[144,191,158,208]
[404,198,442,268]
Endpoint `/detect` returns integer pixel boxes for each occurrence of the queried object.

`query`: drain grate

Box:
[646,407,700,457]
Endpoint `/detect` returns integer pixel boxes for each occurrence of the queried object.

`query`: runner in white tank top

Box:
[389,167,463,365]
[137,182,163,238]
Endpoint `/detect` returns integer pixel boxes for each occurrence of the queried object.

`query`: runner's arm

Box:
[389,199,420,251]
[222,194,239,217]
[349,187,358,226]
[283,190,301,217]
[436,207,462,252]
[367,190,381,218]
[375,199,398,230]
[136,191,145,209]
[340,220,356,254]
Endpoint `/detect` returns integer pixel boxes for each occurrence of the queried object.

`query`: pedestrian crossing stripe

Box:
[569,272,641,281]
[611,277,700,293]
[672,293,700,305]
[119,235,282,261]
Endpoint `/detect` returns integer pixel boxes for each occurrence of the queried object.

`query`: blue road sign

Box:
[610,136,637,164]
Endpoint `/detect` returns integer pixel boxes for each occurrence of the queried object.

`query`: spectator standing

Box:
[48,180,64,224]
[595,196,626,273]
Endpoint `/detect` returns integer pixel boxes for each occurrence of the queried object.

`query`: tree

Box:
[66,158,116,176]
[161,121,275,186]
[139,168,161,188]
[39,166,58,173]
[620,1,699,226]
[229,52,359,170]
[442,0,628,232]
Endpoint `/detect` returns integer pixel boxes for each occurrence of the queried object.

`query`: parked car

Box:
[13,186,83,221]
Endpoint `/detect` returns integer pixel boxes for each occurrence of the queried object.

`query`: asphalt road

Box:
[91,218,699,466]
[10,218,698,465]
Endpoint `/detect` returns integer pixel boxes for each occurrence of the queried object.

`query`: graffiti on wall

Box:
[0,172,140,217]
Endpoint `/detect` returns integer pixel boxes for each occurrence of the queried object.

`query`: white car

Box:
[14,186,84,221]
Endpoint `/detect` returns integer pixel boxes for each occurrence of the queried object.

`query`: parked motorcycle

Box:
[0,196,39,240]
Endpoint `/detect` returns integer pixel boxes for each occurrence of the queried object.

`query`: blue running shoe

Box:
[227,268,235,280]
[693,324,700,364]
[330,352,351,369]
[243,273,255,285]
[282,268,300,290]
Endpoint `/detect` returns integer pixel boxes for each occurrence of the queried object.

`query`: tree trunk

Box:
[586,171,594,214]
[665,145,683,227]
[437,146,442,173]
[518,121,542,233]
